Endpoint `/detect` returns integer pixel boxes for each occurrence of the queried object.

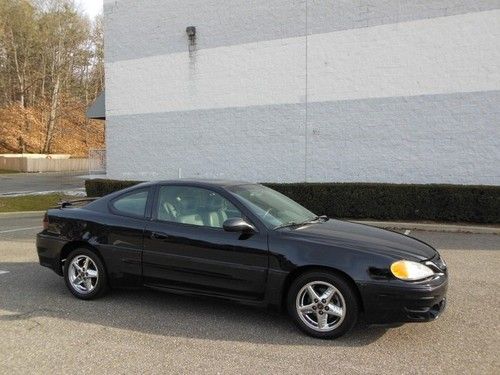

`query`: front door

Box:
[143,185,268,300]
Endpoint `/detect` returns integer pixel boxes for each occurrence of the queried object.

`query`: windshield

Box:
[228,184,317,229]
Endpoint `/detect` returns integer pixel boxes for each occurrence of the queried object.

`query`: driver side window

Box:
[156,186,242,228]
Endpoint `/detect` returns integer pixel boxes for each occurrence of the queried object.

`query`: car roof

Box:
[141,179,256,188]
[84,179,257,212]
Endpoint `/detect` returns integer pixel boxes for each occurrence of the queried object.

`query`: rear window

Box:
[112,189,149,218]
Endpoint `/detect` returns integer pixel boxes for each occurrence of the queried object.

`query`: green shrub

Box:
[264,183,500,223]
[85,179,141,197]
[85,179,500,223]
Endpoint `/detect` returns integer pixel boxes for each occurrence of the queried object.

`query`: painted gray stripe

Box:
[104,0,500,63]
[106,90,500,185]
[106,101,308,182]
[305,91,500,184]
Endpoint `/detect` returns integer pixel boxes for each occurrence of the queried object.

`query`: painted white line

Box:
[0,226,41,234]
[0,270,10,275]
[404,230,411,235]
[0,188,85,198]
[0,211,45,216]
[0,191,35,196]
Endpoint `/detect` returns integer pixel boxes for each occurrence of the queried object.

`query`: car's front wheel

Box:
[63,248,109,300]
[287,271,359,339]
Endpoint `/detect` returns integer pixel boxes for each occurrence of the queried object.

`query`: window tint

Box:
[112,189,149,217]
[156,186,242,228]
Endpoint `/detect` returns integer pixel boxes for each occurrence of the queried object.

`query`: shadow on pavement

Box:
[0,262,388,346]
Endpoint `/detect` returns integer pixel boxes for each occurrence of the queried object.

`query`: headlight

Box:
[390,260,434,281]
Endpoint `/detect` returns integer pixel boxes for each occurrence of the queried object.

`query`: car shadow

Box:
[0,262,388,346]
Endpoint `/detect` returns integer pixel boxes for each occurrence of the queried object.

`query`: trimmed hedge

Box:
[266,183,500,224]
[85,179,141,197]
[85,179,500,224]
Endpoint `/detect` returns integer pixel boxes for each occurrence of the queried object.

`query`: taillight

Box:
[43,212,49,230]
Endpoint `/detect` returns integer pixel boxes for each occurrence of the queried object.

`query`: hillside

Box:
[0,1,104,158]
[0,103,104,157]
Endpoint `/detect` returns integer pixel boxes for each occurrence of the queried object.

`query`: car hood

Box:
[281,219,436,261]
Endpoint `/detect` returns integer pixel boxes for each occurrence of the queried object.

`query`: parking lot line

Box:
[0,226,40,234]
[0,270,10,275]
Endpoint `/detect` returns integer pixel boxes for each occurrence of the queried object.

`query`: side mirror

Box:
[223,218,256,233]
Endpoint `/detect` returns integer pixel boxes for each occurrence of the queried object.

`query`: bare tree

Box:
[0,0,104,154]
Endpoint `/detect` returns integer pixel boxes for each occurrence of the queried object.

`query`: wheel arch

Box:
[59,241,105,275]
[281,265,364,312]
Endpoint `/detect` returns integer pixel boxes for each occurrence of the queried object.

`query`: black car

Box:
[37,180,447,339]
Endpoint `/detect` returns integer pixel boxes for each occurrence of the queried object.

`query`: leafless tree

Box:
[0,0,104,154]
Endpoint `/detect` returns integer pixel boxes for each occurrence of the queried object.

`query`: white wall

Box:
[107,10,500,116]
[104,1,500,185]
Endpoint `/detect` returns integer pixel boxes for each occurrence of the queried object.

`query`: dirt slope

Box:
[0,103,104,157]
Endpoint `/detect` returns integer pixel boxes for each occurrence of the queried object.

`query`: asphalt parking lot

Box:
[0,213,499,374]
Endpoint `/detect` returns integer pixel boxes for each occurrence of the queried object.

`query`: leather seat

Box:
[157,189,234,228]
[158,201,177,221]
[206,209,228,228]
[175,194,205,226]
[204,193,230,228]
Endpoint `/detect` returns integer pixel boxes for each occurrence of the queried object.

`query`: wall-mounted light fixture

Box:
[186,26,197,56]
[186,26,196,40]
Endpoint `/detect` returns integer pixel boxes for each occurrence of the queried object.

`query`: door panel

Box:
[143,221,268,299]
[143,184,269,299]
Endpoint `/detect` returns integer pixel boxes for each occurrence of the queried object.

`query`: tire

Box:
[287,271,359,339]
[63,248,109,300]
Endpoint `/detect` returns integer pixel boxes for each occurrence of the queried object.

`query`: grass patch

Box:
[0,169,21,174]
[0,193,73,212]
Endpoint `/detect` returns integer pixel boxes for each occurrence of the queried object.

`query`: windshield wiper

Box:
[274,215,328,230]
[273,221,300,230]
[313,215,329,222]
[299,215,329,225]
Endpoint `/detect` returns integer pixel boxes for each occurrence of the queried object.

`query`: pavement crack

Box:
[26,319,42,331]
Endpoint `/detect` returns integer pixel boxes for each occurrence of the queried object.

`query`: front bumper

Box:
[36,233,67,276]
[358,275,448,324]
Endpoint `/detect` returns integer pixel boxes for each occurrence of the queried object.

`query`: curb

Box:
[353,220,500,235]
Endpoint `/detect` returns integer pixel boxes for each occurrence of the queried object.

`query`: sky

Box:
[77,0,103,19]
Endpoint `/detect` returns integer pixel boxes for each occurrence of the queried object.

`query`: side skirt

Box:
[143,283,269,308]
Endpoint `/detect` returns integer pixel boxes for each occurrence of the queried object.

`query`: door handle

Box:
[151,232,169,240]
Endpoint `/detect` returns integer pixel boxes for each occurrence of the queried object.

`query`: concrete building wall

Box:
[103,0,500,184]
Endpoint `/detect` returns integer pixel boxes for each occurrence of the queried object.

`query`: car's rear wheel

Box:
[64,248,109,300]
[287,271,359,339]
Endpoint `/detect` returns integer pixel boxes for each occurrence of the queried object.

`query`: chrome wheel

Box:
[68,255,99,294]
[296,281,346,332]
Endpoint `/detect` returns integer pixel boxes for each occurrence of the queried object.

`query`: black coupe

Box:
[37,180,447,339]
